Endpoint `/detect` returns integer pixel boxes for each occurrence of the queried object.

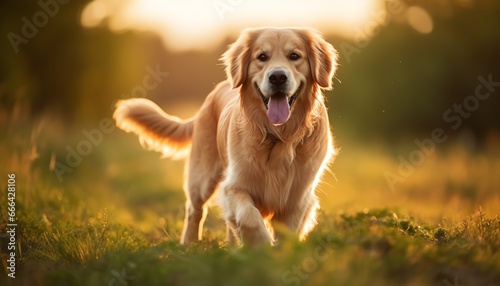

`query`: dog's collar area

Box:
[256,83,303,110]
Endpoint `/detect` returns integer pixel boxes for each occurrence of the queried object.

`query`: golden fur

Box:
[113,27,338,246]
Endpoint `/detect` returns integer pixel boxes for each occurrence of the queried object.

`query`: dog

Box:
[113,27,338,246]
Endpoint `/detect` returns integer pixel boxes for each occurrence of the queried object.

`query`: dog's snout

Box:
[269,70,288,87]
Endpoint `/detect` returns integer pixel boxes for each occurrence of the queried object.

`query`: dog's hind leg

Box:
[180,197,207,245]
[180,161,221,244]
[180,119,222,245]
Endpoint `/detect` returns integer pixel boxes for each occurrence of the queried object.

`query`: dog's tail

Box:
[113,98,194,159]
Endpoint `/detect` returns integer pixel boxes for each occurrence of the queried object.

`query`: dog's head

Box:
[222,27,337,126]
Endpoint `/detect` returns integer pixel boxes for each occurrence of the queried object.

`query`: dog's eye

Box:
[257,54,268,62]
[289,53,300,61]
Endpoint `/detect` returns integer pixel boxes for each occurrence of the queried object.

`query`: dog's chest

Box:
[240,138,307,213]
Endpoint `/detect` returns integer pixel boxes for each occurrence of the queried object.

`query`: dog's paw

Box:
[239,224,274,246]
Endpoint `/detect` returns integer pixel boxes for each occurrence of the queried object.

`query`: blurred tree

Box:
[0,0,499,147]
[331,0,500,144]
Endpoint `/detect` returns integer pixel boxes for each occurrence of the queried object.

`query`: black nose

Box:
[269,70,288,87]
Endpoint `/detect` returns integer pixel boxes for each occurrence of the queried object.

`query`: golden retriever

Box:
[113,27,337,246]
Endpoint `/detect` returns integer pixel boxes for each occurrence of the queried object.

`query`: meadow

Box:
[2,1,500,285]
[1,120,499,286]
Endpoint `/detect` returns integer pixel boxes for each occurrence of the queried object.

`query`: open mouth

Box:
[256,83,303,110]
[255,83,303,125]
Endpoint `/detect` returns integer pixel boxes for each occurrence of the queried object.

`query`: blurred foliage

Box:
[330,0,500,144]
[1,1,500,284]
[2,200,500,285]
[1,0,500,147]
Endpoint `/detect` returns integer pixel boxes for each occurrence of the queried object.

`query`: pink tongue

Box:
[267,95,290,125]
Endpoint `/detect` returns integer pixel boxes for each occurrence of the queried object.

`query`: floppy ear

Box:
[300,29,338,89]
[221,29,254,89]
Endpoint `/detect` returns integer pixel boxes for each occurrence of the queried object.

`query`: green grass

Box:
[3,205,500,286]
[1,127,500,285]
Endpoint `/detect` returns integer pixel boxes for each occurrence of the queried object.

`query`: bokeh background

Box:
[1,0,500,240]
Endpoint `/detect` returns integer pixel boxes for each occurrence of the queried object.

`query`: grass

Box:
[3,206,500,285]
[1,123,500,285]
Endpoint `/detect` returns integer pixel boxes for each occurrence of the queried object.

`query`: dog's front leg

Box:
[273,193,320,241]
[222,189,273,246]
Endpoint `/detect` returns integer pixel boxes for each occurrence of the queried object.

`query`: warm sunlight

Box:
[5,1,500,284]
[81,0,381,51]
